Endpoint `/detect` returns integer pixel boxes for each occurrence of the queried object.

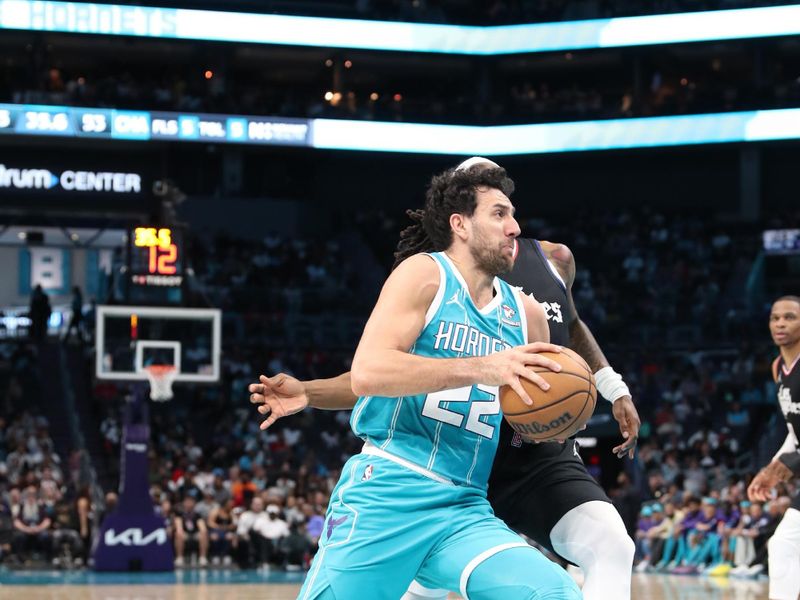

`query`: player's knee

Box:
[465,546,580,600]
[591,520,634,560]
[769,533,799,558]
[553,504,633,572]
[768,535,798,581]
[610,530,636,564]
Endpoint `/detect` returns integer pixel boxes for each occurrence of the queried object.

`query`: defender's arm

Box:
[542,241,641,458]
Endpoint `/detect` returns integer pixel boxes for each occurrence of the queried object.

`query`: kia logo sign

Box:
[104,528,168,546]
[0,164,141,193]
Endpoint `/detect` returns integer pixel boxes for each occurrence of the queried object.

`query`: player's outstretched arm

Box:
[350,254,562,404]
[543,240,640,459]
[249,372,358,430]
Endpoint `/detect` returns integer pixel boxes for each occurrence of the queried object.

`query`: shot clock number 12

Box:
[134,227,178,275]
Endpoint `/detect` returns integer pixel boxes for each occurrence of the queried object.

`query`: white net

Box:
[144,365,178,402]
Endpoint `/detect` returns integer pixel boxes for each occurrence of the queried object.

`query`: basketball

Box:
[500,348,597,442]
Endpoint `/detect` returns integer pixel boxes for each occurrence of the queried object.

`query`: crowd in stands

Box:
[0,343,92,566]
[92,349,354,569]
[358,207,766,346]
[1,205,795,573]
[632,490,794,577]
[6,56,800,127]
[187,233,360,314]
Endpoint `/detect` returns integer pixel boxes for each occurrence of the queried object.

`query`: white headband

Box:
[455,156,500,171]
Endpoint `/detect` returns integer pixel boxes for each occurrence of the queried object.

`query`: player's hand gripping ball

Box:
[500,347,596,442]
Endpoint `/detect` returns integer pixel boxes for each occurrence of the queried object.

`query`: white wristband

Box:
[594,366,631,404]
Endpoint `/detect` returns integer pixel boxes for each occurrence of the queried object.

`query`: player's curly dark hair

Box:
[392,165,515,269]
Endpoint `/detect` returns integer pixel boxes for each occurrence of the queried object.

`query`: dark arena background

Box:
[1,0,800,598]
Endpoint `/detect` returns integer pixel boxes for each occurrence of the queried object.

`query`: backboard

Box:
[95,305,221,382]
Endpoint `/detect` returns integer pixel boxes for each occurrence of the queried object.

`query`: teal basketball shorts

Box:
[297,446,580,600]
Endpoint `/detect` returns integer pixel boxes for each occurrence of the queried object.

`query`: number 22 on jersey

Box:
[421,385,499,439]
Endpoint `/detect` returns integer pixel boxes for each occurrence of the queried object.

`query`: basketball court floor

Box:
[0,570,770,600]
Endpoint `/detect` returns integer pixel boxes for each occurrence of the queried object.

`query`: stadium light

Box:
[1,1,800,55]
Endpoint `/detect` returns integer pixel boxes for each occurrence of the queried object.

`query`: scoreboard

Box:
[0,103,310,145]
[128,226,184,303]
[764,229,800,256]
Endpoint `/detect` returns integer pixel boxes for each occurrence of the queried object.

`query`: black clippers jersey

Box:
[776,354,800,462]
[489,238,579,492]
[502,238,574,348]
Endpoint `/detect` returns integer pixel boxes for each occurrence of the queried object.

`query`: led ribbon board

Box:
[2,1,800,54]
[0,104,310,144]
[2,102,800,155]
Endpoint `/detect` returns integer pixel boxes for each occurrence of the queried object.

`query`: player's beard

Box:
[470,224,512,276]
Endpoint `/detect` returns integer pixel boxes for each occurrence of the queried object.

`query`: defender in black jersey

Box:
[248,157,641,600]
[748,295,800,600]
[488,238,637,569]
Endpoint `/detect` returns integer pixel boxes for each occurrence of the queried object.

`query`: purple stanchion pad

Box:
[93,392,174,571]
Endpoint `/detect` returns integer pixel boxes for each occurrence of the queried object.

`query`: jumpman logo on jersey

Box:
[326,515,348,540]
[445,292,464,310]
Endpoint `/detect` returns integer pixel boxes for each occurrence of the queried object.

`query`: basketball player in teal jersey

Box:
[252,158,637,599]
[286,164,581,599]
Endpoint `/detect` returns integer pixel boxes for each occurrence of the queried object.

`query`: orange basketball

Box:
[499,347,596,442]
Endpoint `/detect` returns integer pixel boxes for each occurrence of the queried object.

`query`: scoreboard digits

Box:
[129,226,183,288]
[134,226,172,250]
[80,112,108,134]
[0,102,310,145]
[21,110,72,134]
[134,227,178,276]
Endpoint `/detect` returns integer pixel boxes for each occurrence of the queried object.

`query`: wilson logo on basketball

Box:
[509,412,574,436]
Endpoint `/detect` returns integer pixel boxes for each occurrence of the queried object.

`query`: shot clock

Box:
[127,226,184,303]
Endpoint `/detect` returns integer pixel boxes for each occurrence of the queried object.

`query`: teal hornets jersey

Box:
[350,252,528,489]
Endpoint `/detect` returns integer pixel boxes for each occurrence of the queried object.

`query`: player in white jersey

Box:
[284,164,582,599]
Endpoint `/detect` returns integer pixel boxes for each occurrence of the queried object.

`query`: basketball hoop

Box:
[143,365,177,402]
